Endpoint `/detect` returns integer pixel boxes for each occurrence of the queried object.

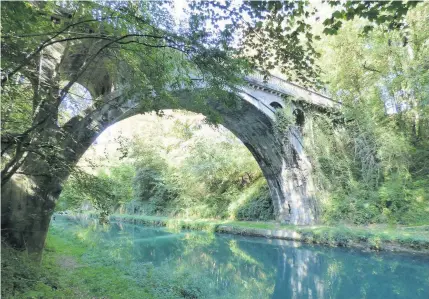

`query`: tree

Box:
[307,3,429,224]
[61,165,134,223]
[114,112,266,219]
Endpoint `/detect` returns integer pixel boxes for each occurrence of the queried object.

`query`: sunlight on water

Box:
[52,217,429,299]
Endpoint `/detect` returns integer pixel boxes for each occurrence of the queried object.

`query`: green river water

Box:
[52,217,429,299]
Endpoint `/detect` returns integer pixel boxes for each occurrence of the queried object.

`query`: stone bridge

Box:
[58,39,338,225]
[66,58,338,225]
[236,74,338,224]
[2,40,340,254]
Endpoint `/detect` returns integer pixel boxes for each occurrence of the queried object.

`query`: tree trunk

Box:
[1,172,61,260]
[1,101,69,259]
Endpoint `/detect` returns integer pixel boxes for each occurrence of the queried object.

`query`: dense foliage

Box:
[59,112,274,221]
[305,4,429,225]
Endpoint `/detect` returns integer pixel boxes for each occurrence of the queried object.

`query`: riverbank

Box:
[1,229,151,298]
[106,214,429,254]
[5,216,429,298]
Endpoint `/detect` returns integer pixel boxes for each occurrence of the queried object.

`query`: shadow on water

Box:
[52,216,429,299]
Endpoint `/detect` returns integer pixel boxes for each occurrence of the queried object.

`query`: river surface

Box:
[52,217,429,299]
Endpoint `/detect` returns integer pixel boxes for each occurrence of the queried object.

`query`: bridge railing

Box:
[245,73,341,109]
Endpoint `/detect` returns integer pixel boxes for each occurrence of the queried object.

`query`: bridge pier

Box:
[251,138,319,225]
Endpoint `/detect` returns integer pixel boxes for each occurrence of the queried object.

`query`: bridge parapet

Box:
[245,73,339,109]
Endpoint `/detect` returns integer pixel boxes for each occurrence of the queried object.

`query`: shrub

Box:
[235,184,274,221]
[1,242,59,297]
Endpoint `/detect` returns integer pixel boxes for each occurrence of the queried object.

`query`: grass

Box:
[109,214,429,253]
[1,228,153,299]
[110,214,282,230]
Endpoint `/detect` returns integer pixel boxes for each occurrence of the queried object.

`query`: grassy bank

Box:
[3,224,227,299]
[1,229,152,298]
[109,214,429,254]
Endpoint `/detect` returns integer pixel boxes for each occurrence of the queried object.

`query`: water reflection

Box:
[52,217,429,299]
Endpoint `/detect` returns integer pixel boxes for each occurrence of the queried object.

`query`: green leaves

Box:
[187,0,321,87]
[313,2,429,225]
[83,111,266,220]
[323,1,417,36]
[59,165,135,217]
[332,10,345,20]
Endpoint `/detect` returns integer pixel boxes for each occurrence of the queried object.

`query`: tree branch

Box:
[362,61,381,74]
[1,17,113,86]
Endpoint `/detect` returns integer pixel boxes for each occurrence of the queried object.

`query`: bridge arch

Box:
[68,84,320,225]
[57,50,322,225]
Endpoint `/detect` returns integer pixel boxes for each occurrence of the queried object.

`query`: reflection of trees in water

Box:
[227,237,429,299]
[172,234,277,298]
[53,220,429,299]
[57,221,275,297]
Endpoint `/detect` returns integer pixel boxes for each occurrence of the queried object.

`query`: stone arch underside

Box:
[79,88,320,225]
